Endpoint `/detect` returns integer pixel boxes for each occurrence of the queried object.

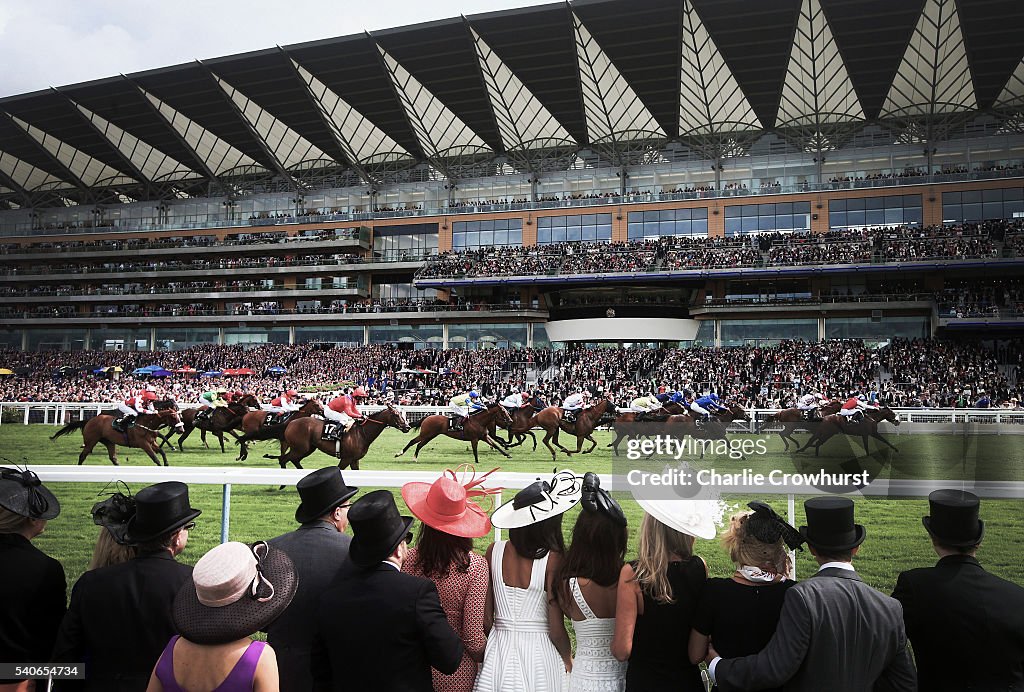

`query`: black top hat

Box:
[348,490,413,568]
[0,467,60,521]
[294,467,358,524]
[800,497,865,552]
[124,481,201,545]
[923,489,984,547]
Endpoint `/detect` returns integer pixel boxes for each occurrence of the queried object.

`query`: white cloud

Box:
[0,0,552,96]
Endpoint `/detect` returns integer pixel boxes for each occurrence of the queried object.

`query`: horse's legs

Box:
[542,430,559,463]
[481,433,512,459]
[237,439,248,462]
[870,429,899,452]
[78,437,99,465]
[526,430,537,452]
[101,439,118,466]
[200,428,209,449]
[395,435,421,458]
[471,439,480,465]
[583,434,598,454]
[177,424,194,452]
[215,431,227,453]
[139,440,163,466]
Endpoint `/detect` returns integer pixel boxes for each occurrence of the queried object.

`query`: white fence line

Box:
[4,401,1024,430]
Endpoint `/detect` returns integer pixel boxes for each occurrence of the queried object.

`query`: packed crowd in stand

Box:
[418,221,1023,279]
[0,339,1019,408]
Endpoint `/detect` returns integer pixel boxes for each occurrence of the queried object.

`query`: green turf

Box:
[2,424,1022,595]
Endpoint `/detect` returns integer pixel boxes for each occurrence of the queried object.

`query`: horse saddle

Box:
[322,422,343,441]
[264,412,292,427]
[561,409,577,423]
[112,416,135,433]
[803,409,818,421]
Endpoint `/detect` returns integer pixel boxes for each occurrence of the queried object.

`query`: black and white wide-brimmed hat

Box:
[490,470,583,530]
[173,541,298,645]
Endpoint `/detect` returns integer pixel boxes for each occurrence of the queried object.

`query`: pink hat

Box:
[402,466,501,538]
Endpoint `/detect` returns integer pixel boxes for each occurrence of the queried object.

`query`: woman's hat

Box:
[294,467,358,524]
[124,481,201,544]
[490,470,582,530]
[348,490,414,568]
[402,466,501,538]
[746,501,805,551]
[172,541,297,645]
[634,497,724,540]
[91,483,137,545]
[0,467,60,520]
[800,496,865,551]
[580,472,626,527]
[923,489,984,547]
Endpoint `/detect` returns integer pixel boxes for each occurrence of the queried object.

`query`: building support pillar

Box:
[442,323,449,350]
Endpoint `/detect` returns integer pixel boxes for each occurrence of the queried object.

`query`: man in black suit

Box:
[893,489,1024,691]
[311,489,463,692]
[708,496,916,692]
[52,481,200,691]
[267,467,358,692]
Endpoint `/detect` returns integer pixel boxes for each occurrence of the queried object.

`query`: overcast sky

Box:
[0,0,554,97]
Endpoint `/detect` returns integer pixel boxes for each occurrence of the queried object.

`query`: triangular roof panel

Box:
[12,116,136,188]
[881,0,976,117]
[995,57,1024,109]
[572,11,666,143]
[142,88,265,177]
[74,102,199,183]
[678,0,761,135]
[0,150,71,192]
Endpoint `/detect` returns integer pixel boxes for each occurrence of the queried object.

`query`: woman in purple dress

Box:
[146,541,298,692]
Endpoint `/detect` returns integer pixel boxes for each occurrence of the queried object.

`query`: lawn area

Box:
[2,423,1022,595]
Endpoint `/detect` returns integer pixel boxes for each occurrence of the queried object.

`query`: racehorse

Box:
[266,403,411,471]
[395,403,512,464]
[795,406,901,456]
[491,406,538,451]
[757,401,842,451]
[234,399,324,461]
[160,394,261,454]
[658,404,751,456]
[51,402,183,466]
[531,397,615,462]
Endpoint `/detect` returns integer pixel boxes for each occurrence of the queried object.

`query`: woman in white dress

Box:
[555,473,629,692]
[475,471,582,692]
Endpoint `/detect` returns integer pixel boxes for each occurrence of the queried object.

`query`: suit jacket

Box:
[311,562,463,692]
[716,567,917,692]
[51,550,192,691]
[267,522,352,692]
[0,534,66,682]
[893,554,1024,691]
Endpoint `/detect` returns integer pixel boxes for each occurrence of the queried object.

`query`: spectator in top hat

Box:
[267,468,359,692]
[707,496,916,692]
[0,467,65,691]
[893,489,1024,691]
[53,481,200,691]
[310,489,463,692]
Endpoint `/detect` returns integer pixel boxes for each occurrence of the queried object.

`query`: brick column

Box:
[708,205,725,237]
[921,187,942,226]
[522,216,537,246]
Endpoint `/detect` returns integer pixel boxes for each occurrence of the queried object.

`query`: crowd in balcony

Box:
[0,338,1019,409]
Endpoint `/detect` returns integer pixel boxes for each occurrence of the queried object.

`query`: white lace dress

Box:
[567,577,627,692]
[474,541,567,692]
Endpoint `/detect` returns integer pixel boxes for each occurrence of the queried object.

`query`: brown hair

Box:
[556,508,628,607]
[0,507,30,534]
[411,523,473,579]
[508,514,565,560]
[632,513,696,605]
[721,510,791,575]
[88,527,138,571]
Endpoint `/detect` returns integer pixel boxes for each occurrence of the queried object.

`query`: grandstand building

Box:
[0,0,1022,351]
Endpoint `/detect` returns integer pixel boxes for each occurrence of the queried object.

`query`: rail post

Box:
[221,484,232,544]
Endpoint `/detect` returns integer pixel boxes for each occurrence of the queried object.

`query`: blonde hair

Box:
[0,507,30,534]
[721,510,791,575]
[88,527,137,571]
[632,513,696,604]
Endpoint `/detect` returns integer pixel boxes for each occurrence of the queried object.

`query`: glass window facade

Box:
[825,317,928,344]
[942,187,1024,223]
[533,323,549,348]
[627,208,709,240]
[223,327,290,345]
[829,195,922,229]
[448,323,528,349]
[92,327,151,351]
[295,326,364,346]
[537,214,612,244]
[720,319,817,346]
[452,219,523,250]
[25,329,88,351]
[373,283,438,302]
[724,202,811,235]
[368,324,443,349]
[372,223,438,260]
[155,328,221,350]
[693,320,715,346]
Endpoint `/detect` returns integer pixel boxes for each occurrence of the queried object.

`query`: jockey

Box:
[655,391,684,406]
[629,394,663,420]
[266,389,302,416]
[224,389,246,404]
[561,390,589,423]
[450,390,485,431]
[839,392,876,423]
[500,391,528,410]
[325,387,367,433]
[797,391,827,419]
[116,385,159,427]
[691,392,727,423]
[197,388,229,417]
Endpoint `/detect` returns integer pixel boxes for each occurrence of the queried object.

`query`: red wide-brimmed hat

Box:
[402,466,501,538]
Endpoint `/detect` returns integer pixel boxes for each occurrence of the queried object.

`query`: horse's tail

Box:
[411,416,424,429]
[51,419,87,441]
[235,422,288,444]
[757,412,779,433]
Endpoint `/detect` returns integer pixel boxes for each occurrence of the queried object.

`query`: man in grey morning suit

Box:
[267,467,359,692]
[707,496,916,692]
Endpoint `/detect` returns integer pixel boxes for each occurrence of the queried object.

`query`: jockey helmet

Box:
[352,386,368,398]
[669,392,683,403]
[286,389,298,398]
[469,391,479,399]
[709,392,719,401]
[521,392,529,399]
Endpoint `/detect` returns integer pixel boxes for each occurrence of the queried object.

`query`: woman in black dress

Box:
[688,501,806,692]
[611,512,707,692]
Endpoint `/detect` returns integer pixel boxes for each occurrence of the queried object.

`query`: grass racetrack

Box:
[3,422,1023,594]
